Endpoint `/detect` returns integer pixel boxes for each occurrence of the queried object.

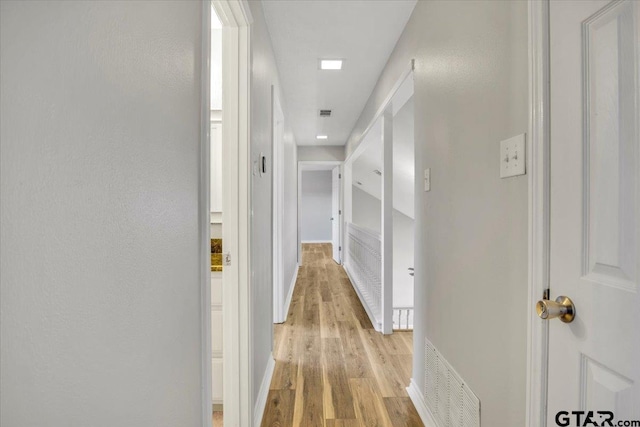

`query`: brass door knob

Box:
[536,296,576,323]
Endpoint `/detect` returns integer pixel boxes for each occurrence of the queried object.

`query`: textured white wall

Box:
[297,145,345,162]
[352,186,382,233]
[301,171,333,242]
[247,0,299,413]
[346,2,529,426]
[0,1,204,426]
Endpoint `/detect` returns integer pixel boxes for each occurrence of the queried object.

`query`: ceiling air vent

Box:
[319,109,332,117]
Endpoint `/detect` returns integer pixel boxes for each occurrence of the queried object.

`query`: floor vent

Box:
[424,338,480,427]
[319,109,332,117]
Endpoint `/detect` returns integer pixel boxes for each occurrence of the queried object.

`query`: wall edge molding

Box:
[253,355,276,427]
[407,378,439,427]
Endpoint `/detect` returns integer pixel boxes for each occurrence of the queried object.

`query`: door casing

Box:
[526,1,551,426]
[202,1,253,426]
[272,87,287,324]
[297,161,343,264]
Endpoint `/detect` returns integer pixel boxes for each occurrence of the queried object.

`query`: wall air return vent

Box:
[424,338,480,427]
[319,109,332,117]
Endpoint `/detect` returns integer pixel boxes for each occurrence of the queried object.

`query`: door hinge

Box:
[339,209,342,215]
[543,288,550,300]
[339,246,342,251]
[224,252,232,266]
[339,173,342,179]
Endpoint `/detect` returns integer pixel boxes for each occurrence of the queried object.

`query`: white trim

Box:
[380,108,393,335]
[407,379,438,427]
[252,355,276,427]
[301,240,333,244]
[343,263,382,332]
[526,1,550,426]
[211,1,252,426]
[200,2,212,424]
[276,263,299,324]
[272,86,286,324]
[297,160,343,263]
[298,160,343,170]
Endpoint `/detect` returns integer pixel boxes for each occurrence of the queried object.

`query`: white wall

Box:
[297,145,345,162]
[247,0,299,415]
[352,186,382,233]
[351,187,414,308]
[0,2,204,426]
[346,2,529,426]
[301,171,333,242]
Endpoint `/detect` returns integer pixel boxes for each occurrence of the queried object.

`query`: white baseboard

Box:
[277,264,298,324]
[253,355,275,427]
[301,240,332,243]
[407,378,438,427]
[343,263,382,332]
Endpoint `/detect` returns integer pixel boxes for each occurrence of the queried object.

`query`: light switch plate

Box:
[424,168,431,192]
[500,134,526,178]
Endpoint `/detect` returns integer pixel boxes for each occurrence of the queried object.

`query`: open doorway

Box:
[204,2,252,427]
[390,77,415,330]
[342,70,415,334]
[209,5,223,426]
[297,161,343,265]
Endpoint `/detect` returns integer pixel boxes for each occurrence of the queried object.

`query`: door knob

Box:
[536,296,576,323]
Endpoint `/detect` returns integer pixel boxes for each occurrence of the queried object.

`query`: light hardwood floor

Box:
[261,243,423,427]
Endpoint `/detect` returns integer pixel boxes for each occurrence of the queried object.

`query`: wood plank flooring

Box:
[262,243,422,427]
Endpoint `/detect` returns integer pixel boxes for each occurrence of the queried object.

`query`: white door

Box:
[331,166,341,263]
[547,1,640,424]
[211,272,223,404]
[211,121,223,213]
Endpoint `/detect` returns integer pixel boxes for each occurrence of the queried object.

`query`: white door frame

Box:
[297,161,343,263]
[202,1,252,426]
[272,87,286,323]
[526,1,550,426]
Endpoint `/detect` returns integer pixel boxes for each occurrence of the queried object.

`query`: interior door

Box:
[331,166,341,263]
[546,0,639,424]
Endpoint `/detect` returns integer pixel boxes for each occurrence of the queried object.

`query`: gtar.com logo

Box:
[555,411,640,427]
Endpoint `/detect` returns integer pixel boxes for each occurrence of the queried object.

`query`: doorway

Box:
[297,161,343,266]
[342,69,415,334]
[209,4,223,425]
[528,1,640,423]
[203,1,252,427]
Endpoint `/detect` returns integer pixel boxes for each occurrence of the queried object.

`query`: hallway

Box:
[262,244,422,427]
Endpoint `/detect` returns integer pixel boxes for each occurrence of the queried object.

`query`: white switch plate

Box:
[424,168,431,192]
[500,134,526,178]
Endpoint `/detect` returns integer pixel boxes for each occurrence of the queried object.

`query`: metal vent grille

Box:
[319,109,332,117]
[424,338,480,427]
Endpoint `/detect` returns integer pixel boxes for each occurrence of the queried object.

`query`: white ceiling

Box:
[262,0,417,146]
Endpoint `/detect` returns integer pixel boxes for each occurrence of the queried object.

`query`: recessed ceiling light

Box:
[316,135,328,140]
[320,59,343,70]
